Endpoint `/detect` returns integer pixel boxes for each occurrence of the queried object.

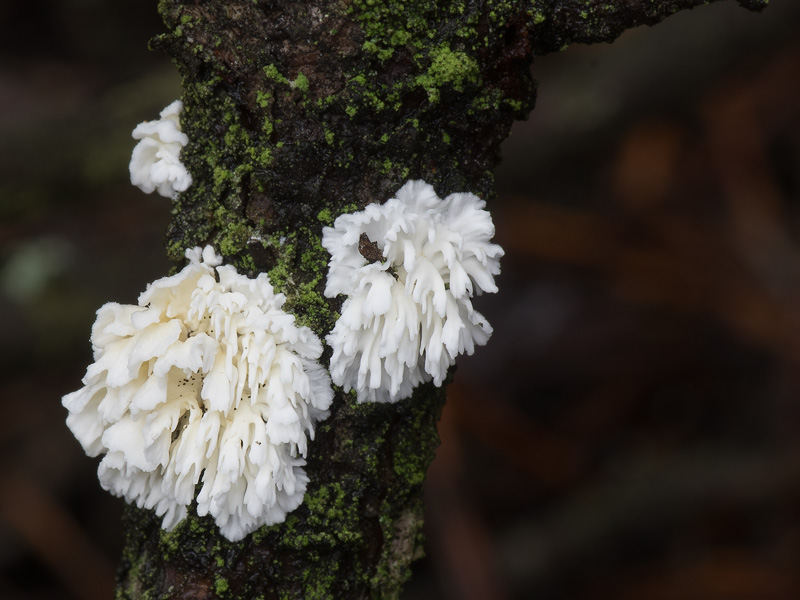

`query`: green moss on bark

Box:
[155,0,536,273]
[118,0,768,597]
[117,385,446,600]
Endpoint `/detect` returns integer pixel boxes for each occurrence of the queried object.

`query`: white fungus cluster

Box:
[322,179,504,403]
[129,100,192,199]
[62,246,333,541]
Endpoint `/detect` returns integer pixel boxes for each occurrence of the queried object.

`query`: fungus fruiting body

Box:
[323,180,504,403]
[129,99,192,198]
[62,246,333,541]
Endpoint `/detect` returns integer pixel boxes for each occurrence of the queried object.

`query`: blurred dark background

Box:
[2,2,800,599]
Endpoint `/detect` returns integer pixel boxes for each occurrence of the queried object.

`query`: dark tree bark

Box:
[117,0,766,598]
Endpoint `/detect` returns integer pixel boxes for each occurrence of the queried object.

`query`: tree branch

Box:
[114,0,767,597]
[531,0,768,55]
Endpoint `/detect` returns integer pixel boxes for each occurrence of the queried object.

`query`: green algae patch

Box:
[117,505,243,600]
[263,227,333,338]
[296,482,363,545]
[415,44,480,103]
[264,64,290,85]
[292,72,310,93]
[214,575,230,596]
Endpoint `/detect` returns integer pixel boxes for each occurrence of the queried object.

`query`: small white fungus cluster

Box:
[322,180,504,403]
[129,100,192,199]
[62,246,333,541]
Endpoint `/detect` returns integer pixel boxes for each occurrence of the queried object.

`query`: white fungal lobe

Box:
[129,99,192,199]
[62,246,333,541]
[322,179,504,403]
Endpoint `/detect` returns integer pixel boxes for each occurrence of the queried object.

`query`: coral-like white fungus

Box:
[129,100,192,198]
[62,246,333,541]
[323,179,504,403]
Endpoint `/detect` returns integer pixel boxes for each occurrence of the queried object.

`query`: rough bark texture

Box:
[116,0,766,598]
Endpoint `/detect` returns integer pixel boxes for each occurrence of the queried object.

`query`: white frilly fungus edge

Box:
[322,179,504,403]
[62,246,333,541]
[129,99,193,199]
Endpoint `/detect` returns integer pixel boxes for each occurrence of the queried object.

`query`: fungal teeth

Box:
[62,245,333,541]
[322,179,503,403]
[129,100,193,199]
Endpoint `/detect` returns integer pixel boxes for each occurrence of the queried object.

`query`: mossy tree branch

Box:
[530,0,766,54]
[116,1,766,598]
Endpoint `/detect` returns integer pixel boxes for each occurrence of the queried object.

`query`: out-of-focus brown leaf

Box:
[0,468,115,600]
